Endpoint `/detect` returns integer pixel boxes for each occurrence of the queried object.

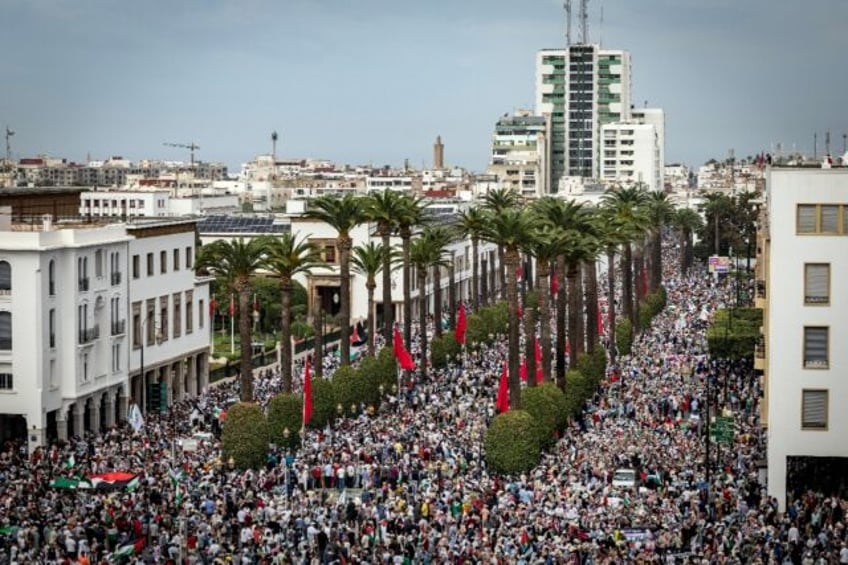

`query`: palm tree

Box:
[524,222,563,385]
[644,191,676,292]
[424,225,454,338]
[409,232,450,380]
[480,207,533,409]
[196,237,267,401]
[455,206,487,309]
[700,192,733,256]
[396,195,427,348]
[351,242,396,356]
[304,193,366,366]
[263,233,323,392]
[365,190,405,343]
[601,187,649,328]
[482,188,521,301]
[673,207,703,275]
[593,212,626,363]
[561,228,595,361]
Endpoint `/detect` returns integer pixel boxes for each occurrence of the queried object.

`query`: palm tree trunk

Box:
[537,259,552,382]
[652,230,663,291]
[622,243,634,328]
[381,230,393,344]
[433,264,443,339]
[472,238,480,310]
[498,245,506,301]
[505,248,521,409]
[418,270,428,380]
[480,257,488,307]
[339,234,352,366]
[238,286,253,401]
[366,282,376,356]
[584,261,599,354]
[402,232,412,348]
[313,302,324,380]
[606,247,617,364]
[633,249,645,333]
[447,262,456,330]
[567,263,580,364]
[679,228,688,275]
[714,215,720,256]
[524,296,536,388]
[280,278,293,393]
[555,256,567,385]
[575,264,585,359]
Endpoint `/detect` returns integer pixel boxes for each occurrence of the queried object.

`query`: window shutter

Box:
[804,327,828,366]
[797,205,816,233]
[820,205,838,233]
[804,264,828,303]
[802,390,827,428]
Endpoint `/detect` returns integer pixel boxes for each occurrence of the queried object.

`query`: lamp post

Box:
[283,427,291,506]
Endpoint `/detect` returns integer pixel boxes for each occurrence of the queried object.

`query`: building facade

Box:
[762,167,848,508]
[486,111,547,198]
[600,122,662,191]
[0,213,210,451]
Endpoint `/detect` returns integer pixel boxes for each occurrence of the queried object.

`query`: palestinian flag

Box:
[88,472,139,490]
[169,467,184,507]
[112,538,145,560]
[49,476,93,490]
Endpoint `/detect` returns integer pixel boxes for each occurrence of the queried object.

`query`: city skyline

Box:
[1,0,846,173]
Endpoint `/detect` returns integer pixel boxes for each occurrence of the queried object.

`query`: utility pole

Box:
[564,0,572,47]
[579,0,589,44]
[4,126,13,173]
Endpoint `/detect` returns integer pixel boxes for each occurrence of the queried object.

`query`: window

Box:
[110,252,121,285]
[0,312,10,350]
[95,249,103,278]
[186,291,194,334]
[801,389,828,430]
[49,359,56,387]
[797,204,848,235]
[820,205,839,233]
[132,301,141,348]
[160,251,167,274]
[797,205,817,234]
[803,326,828,368]
[82,352,89,383]
[185,246,193,269]
[159,295,169,341]
[146,299,156,346]
[49,309,56,348]
[804,264,829,305]
[173,293,181,338]
[198,299,204,329]
[173,249,180,271]
[48,260,55,295]
[147,253,154,276]
[0,372,11,390]
[0,261,11,293]
[133,255,140,279]
[112,343,121,373]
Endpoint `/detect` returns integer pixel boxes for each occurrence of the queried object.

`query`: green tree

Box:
[304,194,367,367]
[365,190,405,342]
[221,402,269,469]
[455,206,487,309]
[197,237,267,401]
[644,191,675,292]
[673,208,703,275]
[409,229,451,379]
[396,195,427,348]
[352,242,396,356]
[263,233,322,392]
[482,188,522,301]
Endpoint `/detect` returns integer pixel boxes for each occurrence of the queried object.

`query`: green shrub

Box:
[706,307,762,360]
[431,334,461,369]
[267,393,303,450]
[308,377,336,429]
[332,365,362,415]
[615,318,633,357]
[467,302,509,348]
[564,370,592,419]
[521,386,561,447]
[221,402,269,470]
[525,290,539,311]
[576,342,606,385]
[484,411,542,475]
[537,382,568,431]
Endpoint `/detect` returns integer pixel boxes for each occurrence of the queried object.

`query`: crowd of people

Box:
[1,242,846,564]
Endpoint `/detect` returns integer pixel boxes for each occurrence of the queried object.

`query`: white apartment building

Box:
[600,122,662,191]
[536,45,632,191]
[763,167,848,509]
[486,111,547,198]
[80,190,240,218]
[0,212,211,451]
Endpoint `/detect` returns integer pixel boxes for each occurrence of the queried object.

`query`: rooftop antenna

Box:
[843,133,847,154]
[599,1,604,47]
[564,0,573,46]
[825,130,830,155]
[813,132,817,159]
[271,131,278,162]
[4,125,13,167]
[579,0,589,44]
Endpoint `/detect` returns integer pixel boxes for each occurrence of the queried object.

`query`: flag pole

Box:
[230,293,235,354]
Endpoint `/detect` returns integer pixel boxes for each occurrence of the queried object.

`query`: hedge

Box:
[431,334,461,369]
[521,386,562,447]
[308,378,337,429]
[639,287,668,328]
[221,402,270,470]
[563,370,593,419]
[267,393,303,450]
[466,302,509,348]
[707,308,762,360]
[615,318,634,357]
[537,382,569,431]
[332,365,363,416]
[484,411,542,474]
[576,342,606,384]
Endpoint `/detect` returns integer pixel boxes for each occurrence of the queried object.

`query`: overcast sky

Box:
[2,0,846,172]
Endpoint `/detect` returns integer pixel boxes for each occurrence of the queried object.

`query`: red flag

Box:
[393,326,416,371]
[455,302,467,346]
[565,341,570,356]
[209,295,217,317]
[516,303,523,319]
[519,358,528,382]
[534,338,543,383]
[496,362,509,413]
[302,361,312,425]
[350,324,361,344]
[550,272,559,295]
[228,294,235,317]
[596,303,604,335]
[516,264,523,281]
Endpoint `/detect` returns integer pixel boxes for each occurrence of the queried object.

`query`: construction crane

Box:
[163,142,200,168]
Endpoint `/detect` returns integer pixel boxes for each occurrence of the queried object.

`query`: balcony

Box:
[111,319,126,336]
[78,277,90,292]
[78,326,100,345]
[754,336,765,370]
[111,272,122,285]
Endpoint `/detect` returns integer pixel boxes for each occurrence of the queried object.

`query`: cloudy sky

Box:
[1,0,846,172]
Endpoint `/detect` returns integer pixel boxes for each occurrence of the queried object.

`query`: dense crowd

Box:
[1,242,846,564]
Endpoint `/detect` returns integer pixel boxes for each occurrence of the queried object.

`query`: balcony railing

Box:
[756,280,766,299]
[78,277,90,292]
[0,337,11,350]
[111,272,122,285]
[111,320,126,336]
[78,326,100,344]
[0,288,10,296]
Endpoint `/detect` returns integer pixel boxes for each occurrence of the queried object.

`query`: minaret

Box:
[433,135,444,169]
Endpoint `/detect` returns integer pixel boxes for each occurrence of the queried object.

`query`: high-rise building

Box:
[486,110,547,197]
[536,44,631,191]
